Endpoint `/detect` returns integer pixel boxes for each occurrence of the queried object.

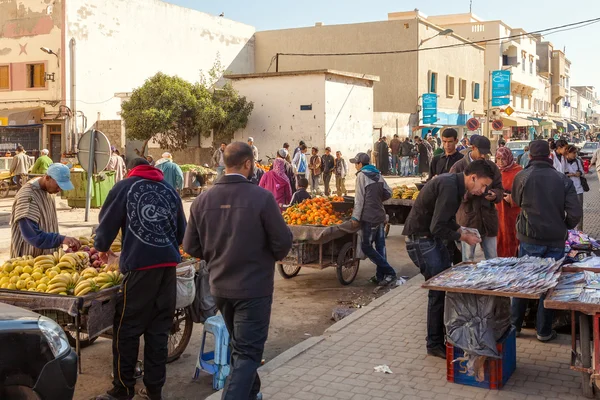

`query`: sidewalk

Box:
[208,278,584,400]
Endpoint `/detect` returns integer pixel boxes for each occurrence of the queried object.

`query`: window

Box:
[459,78,467,100]
[521,51,526,72]
[446,75,455,97]
[0,65,8,90]
[529,55,534,75]
[472,82,480,101]
[26,63,45,88]
[428,71,438,93]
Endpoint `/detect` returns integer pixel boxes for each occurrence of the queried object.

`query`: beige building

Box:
[226,70,378,161]
[254,10,485,138]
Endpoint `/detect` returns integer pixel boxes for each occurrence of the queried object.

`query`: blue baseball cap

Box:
[46,163,74,191]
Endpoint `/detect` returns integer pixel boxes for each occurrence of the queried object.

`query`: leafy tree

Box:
[211,83,254,142]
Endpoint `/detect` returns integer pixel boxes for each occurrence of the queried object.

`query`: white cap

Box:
[248,137,254,142]
[162,152,172,159]
[41,149,49,155]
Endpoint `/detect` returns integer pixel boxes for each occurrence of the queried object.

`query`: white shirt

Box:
[565,159,584,195]
[552,151,566,174]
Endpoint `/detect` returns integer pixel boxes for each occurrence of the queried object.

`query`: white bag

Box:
[175,264,196,309]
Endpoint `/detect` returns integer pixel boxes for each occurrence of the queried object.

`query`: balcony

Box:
[552,84,566,102]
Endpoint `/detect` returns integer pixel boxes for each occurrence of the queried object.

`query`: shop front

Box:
[0,108,44,157]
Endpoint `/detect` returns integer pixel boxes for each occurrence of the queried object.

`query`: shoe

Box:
[427,346,447,359]
[537,330,558,342]
[138,387,162,400]
[368,275,379,284]
[515,330,521,338]
[95,388,134,400]
[377,275,397,286]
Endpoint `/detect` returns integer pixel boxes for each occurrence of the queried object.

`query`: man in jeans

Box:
[349,153,396,286]
[184,143,292,400]
[403,160,494,358]
[510,140,581,342]
[450,135,503,261]
[400,137,414,176]
[213,142,227,181]
[321,147,335,196]
[308,147,322,195]
[389,134,402,175]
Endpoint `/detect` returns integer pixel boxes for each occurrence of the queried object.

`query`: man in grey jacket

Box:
[183,142,293,400]
[350,152,396,285]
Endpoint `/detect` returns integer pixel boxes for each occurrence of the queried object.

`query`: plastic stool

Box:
[194,315,231,390]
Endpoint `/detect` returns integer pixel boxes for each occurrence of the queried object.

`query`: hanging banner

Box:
[491,70,511,107]
[422,93,438,125]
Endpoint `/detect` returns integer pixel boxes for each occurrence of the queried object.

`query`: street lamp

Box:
[40,47,59,67]
[420,28,454,47]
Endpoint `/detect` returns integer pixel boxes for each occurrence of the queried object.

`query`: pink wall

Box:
[9,61,48,91]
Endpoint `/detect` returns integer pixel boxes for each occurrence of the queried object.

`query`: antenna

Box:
[470,0,473,13]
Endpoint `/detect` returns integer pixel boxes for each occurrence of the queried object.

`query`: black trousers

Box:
[215,295,272,400]
[112,267,176,397]
[322,172,333,196]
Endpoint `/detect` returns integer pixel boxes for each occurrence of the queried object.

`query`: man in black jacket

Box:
[403,160,494,358]
[510,140,582,342]
[428,128,464,180]
[183,143,292,400]
[399,138,414,177]
[94,158,187,400]
[321,147,335,196]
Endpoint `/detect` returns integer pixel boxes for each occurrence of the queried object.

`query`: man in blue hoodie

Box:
[349,153,396,286]
[94,157,187,400]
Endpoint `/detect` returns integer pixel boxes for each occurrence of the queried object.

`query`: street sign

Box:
[504,106,514,116]
[78,129,111,173]
[422,93,438,124]
[492,120,504,131]
[466,118,480,131]
[491,70,511,107]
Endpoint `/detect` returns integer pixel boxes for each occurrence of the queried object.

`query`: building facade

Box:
[0,0,255,162]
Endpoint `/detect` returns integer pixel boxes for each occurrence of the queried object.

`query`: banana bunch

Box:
[46,273,76,295]
[412,191,419,200]
[54,252,90,272]
[78,236,93,246]
[73,278,98,297]
[81,267,99,280]
[33,254,57,271]
[93,271,123,290]
[110,231,122,253]
[401,188,417,199]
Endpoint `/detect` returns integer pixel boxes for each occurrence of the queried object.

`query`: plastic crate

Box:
[446,326,516,389]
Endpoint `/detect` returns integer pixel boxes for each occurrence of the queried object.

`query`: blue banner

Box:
[492,97,511,107]
[491,70,511,106]
[422,93,438,124]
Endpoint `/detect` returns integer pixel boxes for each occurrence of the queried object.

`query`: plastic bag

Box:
[175,264,196,309]
[190,260,218,323]
[444,292,510,358]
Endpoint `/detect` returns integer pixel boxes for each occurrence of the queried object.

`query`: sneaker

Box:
[95,388,134,400]
[368,275,379,284]
[138,387,162,400]
[378,275,397,286]
[537,330,558,342]
[427,346,447,359]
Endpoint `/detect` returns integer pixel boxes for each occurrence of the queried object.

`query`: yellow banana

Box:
[49,275,70,286]
[76,286,93,296]
[47,283,68,292]
[99,282,114,290]
[34,255,54,264]
[47,287,67,294]
[55,262,75,270]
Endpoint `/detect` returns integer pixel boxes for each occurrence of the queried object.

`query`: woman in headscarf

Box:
[277,148,296,193]
[259,150,292,209]
[495,146,523,257]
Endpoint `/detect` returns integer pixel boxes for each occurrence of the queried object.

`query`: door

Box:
[48,125,62,162]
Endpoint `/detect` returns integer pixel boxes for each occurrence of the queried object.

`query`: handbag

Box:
[576,159,590,192]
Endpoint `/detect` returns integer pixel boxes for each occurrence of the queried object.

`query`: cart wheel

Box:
[0,181,9,198]
[385,223,391,238]
[167,307,193,363]
[336,242,359,285]
[277,264,301,279]
[579,314,595,398]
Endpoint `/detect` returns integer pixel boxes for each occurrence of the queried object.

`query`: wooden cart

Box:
[383,198,415,237]
[277,224,361,285]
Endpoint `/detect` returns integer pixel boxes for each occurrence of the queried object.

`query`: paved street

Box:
[202,172,600,400]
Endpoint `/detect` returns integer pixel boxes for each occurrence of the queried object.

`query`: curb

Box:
[205,276,422,400]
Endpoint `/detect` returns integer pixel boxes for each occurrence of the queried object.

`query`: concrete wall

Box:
[94,119,121,151]
[324,75,374,158]
[231,73,326,160]
[64,0,256,131]
[373,112,412,139]
[0,0,63,112]
[254,20,419,113]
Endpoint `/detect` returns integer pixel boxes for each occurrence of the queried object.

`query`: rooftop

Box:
[225,69,380,82]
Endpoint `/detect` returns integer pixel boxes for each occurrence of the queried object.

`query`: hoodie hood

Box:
[360,164,381,180]
[127,165,164,181]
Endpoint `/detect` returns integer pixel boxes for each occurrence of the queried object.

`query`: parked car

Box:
[0,303,77,399]
[579,141,599,160]
[506,140,530,159]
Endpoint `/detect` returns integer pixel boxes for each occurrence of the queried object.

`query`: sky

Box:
[168,0,600,92]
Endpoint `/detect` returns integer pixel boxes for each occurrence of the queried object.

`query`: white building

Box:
[227,70,378,162]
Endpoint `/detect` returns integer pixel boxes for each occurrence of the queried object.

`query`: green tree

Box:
[121,72,214,154]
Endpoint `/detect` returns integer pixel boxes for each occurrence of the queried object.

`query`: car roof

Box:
[0,302,40,321]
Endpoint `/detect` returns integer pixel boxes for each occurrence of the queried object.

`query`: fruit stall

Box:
[179,164,217,196]
[382,185,421,235]
[279,197,361,285]
[0,234,195,372]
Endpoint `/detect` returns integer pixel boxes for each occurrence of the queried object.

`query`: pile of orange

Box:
[256,163,272,172]
[330,196,345,202]
[283,198,344,226]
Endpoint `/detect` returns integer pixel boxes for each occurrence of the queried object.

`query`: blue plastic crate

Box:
[446,326,516,389]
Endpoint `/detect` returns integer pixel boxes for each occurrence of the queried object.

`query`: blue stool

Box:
[194,315,231,390]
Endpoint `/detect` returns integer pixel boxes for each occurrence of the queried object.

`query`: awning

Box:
[539,120,557,129]
[502,116,534,127]
[0,107,45,127]
[571,120,582,129]
[553,119,566,128]
[567,123,577,132]
[582,123,591,130]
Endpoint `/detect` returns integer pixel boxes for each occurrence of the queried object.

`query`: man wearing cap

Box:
[450,134,503,261]
[248,137,259,162]
[510,140,581,342]
[321,147,335,196]
[349,152,397,286]
[107,146,127,183]
[213,142,227,181]
[30,149,53,175]
[155,152,184,192]
[10,164,81,258]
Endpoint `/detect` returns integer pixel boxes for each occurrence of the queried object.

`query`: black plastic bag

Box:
[444,293,511,358]
[190,260,218,324]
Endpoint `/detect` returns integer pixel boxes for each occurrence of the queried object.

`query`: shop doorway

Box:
[48,125,62,162]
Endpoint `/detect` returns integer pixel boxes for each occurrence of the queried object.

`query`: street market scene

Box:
[1,1,600,400]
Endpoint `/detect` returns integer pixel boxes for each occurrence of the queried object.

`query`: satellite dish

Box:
[78,129,111,173]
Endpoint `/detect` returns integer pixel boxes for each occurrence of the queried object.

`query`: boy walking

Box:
[308,147,322,195]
